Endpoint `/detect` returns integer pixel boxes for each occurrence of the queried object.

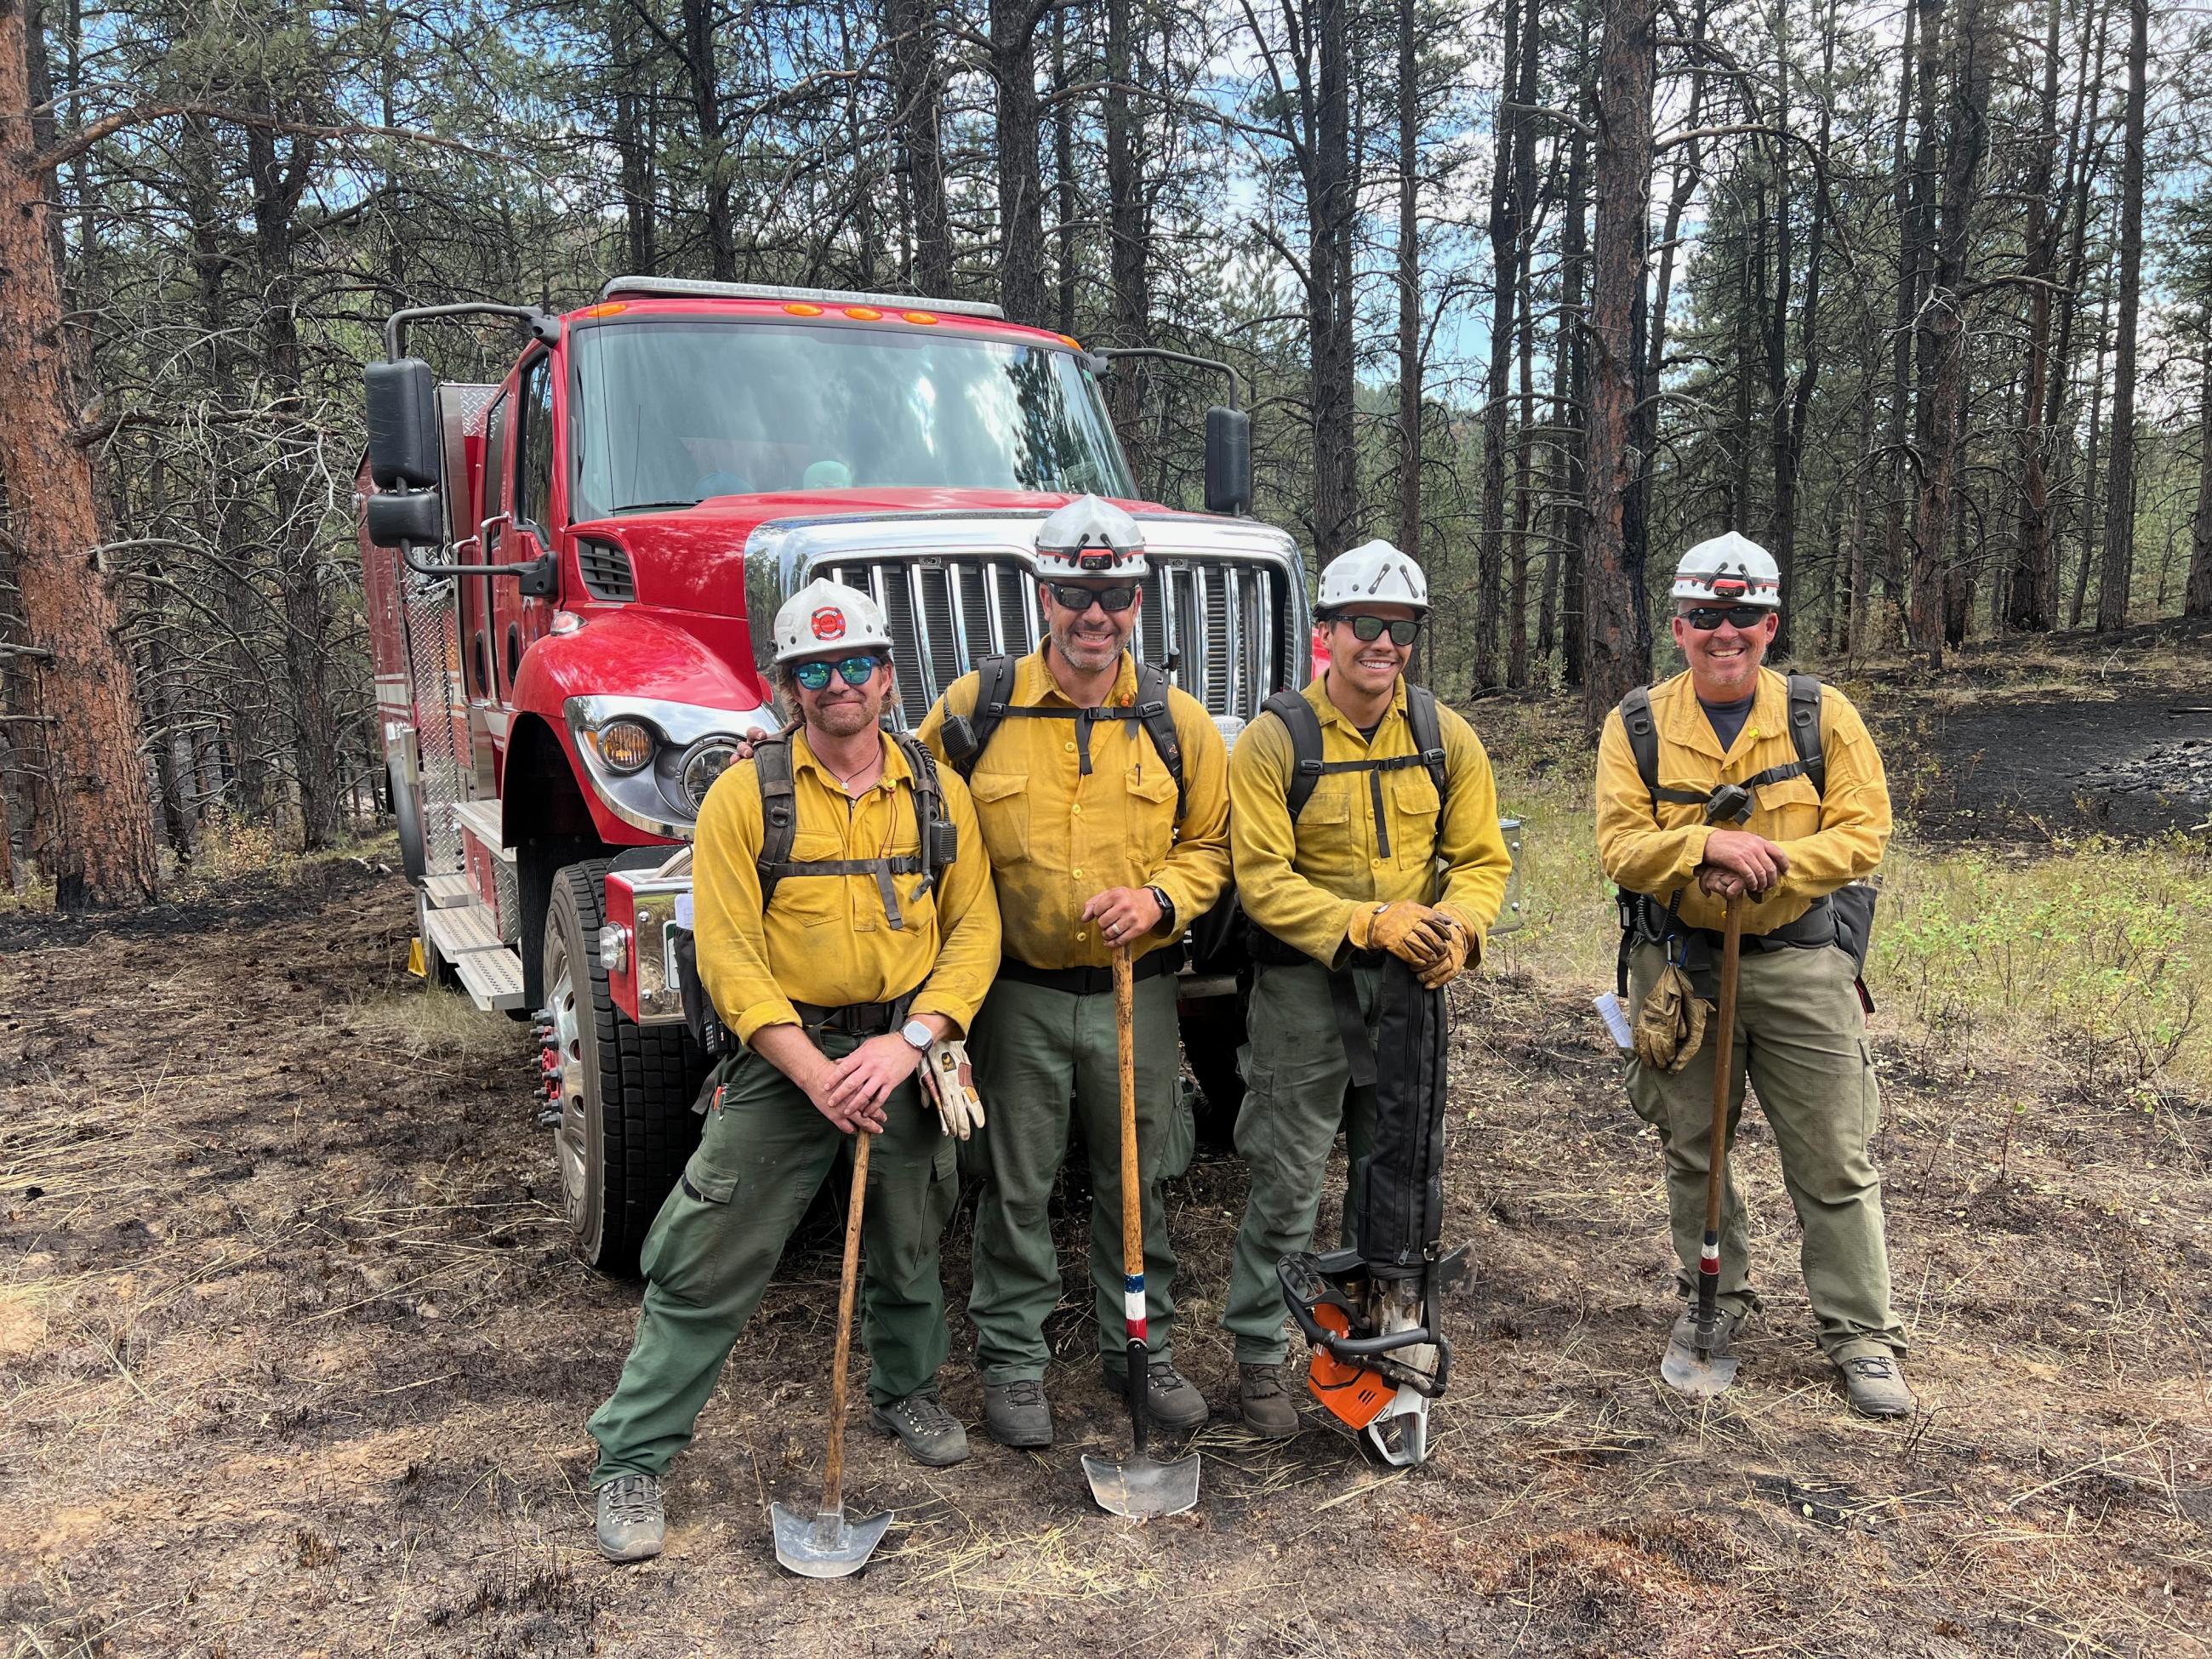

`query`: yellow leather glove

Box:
[1417,906,1480,989]
[1347,900,1451,968]
[1632,963,1707,1073]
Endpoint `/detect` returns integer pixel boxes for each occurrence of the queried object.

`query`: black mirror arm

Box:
[398,542,556,596]
[384,302,557,361]
[1089,346,1245,412]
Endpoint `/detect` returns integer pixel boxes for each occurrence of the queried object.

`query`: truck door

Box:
[492,351,557,704]
[467,389,510,713]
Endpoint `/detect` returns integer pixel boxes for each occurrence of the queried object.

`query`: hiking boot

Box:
[1837,1352,1915,1418]
[1102,1357,1210,1433]
[982,1378,1053,1449]
[594,1474,664,1564]
[871,1388,970,1467]
[1238,1362,1300,1440]
[1668,1304,1746,1360]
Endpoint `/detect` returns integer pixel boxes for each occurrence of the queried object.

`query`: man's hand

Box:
[1702,828,1791,893]
[1416,914,1474,989]
[1348,900,1452,968]
[820,1033,926,1129]
[1082,886,1163,951]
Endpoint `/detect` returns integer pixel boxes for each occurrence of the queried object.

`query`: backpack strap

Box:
[1263,689,1326,820]
[1132,660,1186,819]
[1618,686,1709,807]
[754,731,938,931]
[752,729,801,915]
[891,731,957,892]
[1740,676,1828,795]
[941,653,1020,780]
[1405,684,1450,814]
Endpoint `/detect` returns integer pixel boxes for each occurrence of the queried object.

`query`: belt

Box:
[1623,891,1839,955]
[996,946,1183,996]
[790,991,917,1037]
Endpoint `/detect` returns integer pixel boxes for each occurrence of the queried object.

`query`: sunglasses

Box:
[1332,614,1422,646]
[1681,605,1772,631]
[1046,582,1140,614]
[791,653,887,691]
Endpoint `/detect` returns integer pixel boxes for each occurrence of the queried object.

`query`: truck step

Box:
[453,798,514,864]
[425,901,506,960]
[452,944,526,1012]
[422,873,476,909]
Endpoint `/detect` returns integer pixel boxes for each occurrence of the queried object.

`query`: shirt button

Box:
[1072,869,1082,878]
[1075,932,1087,942]
[1064,741,1075,752]
[1071,804,1082,815]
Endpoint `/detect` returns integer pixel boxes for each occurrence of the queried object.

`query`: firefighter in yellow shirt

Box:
[1222,540,1513,1436]
[586,579,1000,1563]
[917,496,1231,1451]
[1595,533,1909,1417]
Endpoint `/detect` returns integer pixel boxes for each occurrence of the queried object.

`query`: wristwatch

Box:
[899,1018,934,1052]
[1146,886,1177,933]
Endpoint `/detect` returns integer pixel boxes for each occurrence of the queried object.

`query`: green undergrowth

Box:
[1486,750,2212,1096]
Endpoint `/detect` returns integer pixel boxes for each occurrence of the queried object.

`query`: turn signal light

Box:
[901,311,938,325]
[843,305,883,321]
[596,719,655,773]
[783,301,824,316]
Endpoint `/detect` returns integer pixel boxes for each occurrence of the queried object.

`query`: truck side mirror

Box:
[366,358,442,490]
[367,488,447,549]
[1204,405,1251,516]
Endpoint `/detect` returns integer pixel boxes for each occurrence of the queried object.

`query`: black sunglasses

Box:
[792,653,887,691]
[1045,582,1140,615]
[1331,613,1422,646]
[1682,605,1771,631]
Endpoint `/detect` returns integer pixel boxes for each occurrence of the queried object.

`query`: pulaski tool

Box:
[1276,958,1464,1467]
[1082,946,1201,1519]
[770,1130,892,1576]
[1660,887,1747,1400]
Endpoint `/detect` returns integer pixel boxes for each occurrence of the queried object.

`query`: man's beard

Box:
[810,696,882,737]
[1052,620,1124,671]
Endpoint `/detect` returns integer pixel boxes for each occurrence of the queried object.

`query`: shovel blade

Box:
[769,1501,892,1578]
[1080,1450,1201,1519]
[1659,1337,1741,1400]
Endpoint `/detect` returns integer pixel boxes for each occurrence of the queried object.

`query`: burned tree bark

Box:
[990,0,1046,324]
[2190,326,2212,619]
[2095,0,2147,638]
[1581,0,1657,733]
[889,0,953,294]
[0,0,157,907]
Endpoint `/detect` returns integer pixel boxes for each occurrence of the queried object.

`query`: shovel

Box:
[1081,946,1201,1519]
[771,1128,892,1576]
[1661,888,1746,1400]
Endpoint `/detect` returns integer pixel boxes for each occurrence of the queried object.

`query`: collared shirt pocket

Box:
[1754,772,1822,835]
[1126,762,1179,864]
[966,769,1030,860]
[1388,769,1443,868]
[768,831,848,927]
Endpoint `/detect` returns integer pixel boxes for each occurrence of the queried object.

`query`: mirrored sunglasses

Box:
[792,653,887,691]
[1682,605,1771,631]
[1046,582,1139,614]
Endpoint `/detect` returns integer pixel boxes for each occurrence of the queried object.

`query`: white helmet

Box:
[772,577,893,664]
[1672,532,1781,607]
[1033,494,1149,579]
[1318,539,1428,614]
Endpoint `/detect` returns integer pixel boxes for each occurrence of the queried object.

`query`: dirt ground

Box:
[5,676,2212,1656]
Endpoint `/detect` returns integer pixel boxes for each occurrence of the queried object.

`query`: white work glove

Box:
[918,1037,985,1140]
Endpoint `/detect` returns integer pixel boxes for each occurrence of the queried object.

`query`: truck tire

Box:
[544,858,706,1274]
[390,755,427,885]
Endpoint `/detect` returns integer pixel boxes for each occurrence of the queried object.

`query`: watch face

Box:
[902,1019,932,1050]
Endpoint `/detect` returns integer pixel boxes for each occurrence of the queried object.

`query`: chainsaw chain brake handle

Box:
[1275,1246,1464,1400]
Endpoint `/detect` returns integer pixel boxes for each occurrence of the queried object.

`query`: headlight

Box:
[595,719,656,773]
[680,739,741,811]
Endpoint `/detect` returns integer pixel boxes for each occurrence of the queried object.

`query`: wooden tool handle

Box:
[1113,947,1140,1278]
[820,1128,872,1513]
[1703,892,1746,1235]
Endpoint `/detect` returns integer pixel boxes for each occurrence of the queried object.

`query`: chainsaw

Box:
[1275,955,1464,1468]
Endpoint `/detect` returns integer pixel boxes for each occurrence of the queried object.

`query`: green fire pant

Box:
[1625,939,1905,1360]
[586,1035,956,1485]
[966,972,1190,1383]
[1223,960,1384,1365]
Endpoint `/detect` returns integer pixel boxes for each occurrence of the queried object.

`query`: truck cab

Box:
[357,278,1321,1271]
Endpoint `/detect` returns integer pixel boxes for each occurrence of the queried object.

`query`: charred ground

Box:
[3,660,2210,1658]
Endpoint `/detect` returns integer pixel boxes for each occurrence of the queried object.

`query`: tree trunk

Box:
[2095,0,2147,638]
[1394,0,1421,568]
[2005,0,2067,633]
[1507,231,1534,688]
[1476,0,1531,688]
[1308,0,1359,560]
[612,0,655,275]
[679,0,735,280]
[1052,2,1079,338]
[2070,282,2111,629]
[2188,328,2212,619]
[1880,0,1929,641]
[1558,0,1593,687]
[991,0,1046,323]
[1581,0,1657,733]
[1767,3,1830,653]
[889,0,952,294]
[0,0,157,908]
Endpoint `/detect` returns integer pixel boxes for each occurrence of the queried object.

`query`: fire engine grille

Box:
[576,539,637,603]
[403,576,466,876]
[824,556,1283,731]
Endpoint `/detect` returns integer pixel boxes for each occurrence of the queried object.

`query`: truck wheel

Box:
[543,858,706,1274]
[391,755,427,885]
[1179,995,1246,1150]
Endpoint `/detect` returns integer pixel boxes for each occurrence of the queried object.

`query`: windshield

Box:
[569,320,1133,517]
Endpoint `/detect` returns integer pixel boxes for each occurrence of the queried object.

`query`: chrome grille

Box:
[828,555,1280,728]
[577,539,637,602]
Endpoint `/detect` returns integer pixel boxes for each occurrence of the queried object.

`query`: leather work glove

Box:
[919,1036,985,1140]
[1347,900,1452,969]
[1417,907,1481,990]
[1632,963,1707,1073]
